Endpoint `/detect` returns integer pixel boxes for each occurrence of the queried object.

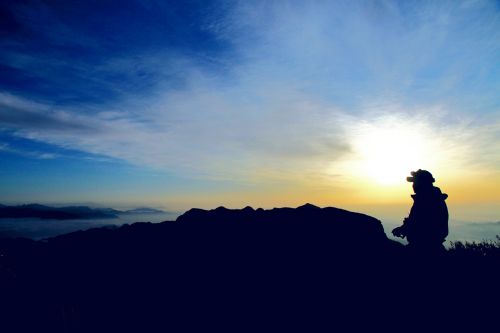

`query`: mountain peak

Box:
[297,203,320,210]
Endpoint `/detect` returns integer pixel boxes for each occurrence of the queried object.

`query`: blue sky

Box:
[0,0,499,219]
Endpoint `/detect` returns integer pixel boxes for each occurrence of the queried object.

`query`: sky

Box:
[0,0,499,222]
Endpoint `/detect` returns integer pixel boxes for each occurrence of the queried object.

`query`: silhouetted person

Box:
[392,169,448,253]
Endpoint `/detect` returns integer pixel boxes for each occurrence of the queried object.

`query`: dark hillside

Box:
[0,204,498,332]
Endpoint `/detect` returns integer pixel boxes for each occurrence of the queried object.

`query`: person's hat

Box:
[406,169,435,184]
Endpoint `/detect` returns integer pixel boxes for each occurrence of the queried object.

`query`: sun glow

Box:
[357,128,425,184]
[341,117,442,186]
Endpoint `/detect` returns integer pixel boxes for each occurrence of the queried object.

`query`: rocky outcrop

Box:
[176,203,390,249]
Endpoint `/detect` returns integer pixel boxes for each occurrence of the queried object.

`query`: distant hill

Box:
[0,204,120,220]
[0,204,168,220]
[121,207,165,214]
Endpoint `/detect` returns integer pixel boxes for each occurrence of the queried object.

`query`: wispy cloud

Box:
[0,141,58,159]
[0,92,97,132]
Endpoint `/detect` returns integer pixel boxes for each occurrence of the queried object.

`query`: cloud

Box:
[0,84,351,182]
[0,0,499,185]
[0,141,58,159]
[0,92,97,132]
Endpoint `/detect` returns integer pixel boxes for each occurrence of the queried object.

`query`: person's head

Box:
[407,169,435,193]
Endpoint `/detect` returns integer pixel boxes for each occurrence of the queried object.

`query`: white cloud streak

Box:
[0,141,58,160]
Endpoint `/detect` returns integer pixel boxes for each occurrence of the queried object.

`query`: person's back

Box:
[392,170,449,252]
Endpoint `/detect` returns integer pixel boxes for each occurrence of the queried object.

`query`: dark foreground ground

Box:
[1,204,499,332]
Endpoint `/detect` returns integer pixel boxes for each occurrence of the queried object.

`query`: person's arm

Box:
[392,218,409,238]
[392,205,416,238]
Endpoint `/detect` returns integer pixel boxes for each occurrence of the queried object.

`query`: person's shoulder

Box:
[432,186,448,200]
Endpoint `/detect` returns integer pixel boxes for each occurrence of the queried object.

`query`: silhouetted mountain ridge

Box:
[175,203,389,247]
